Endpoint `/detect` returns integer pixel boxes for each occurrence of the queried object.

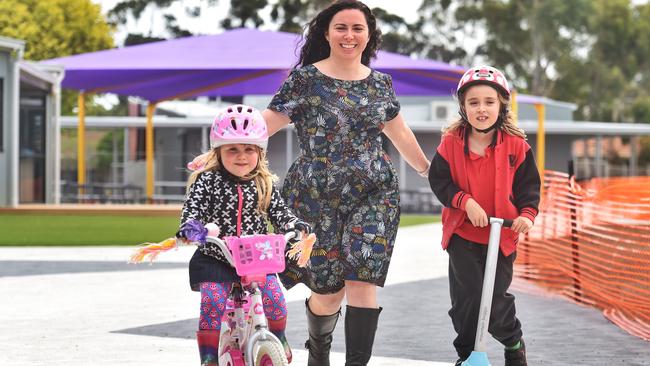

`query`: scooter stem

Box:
[462,217,504,366]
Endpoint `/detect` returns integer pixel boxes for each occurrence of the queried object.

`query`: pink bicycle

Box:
[130,223,314,366]
[210,231,303,366]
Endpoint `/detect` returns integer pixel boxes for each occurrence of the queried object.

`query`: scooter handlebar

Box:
[489,217,513,228]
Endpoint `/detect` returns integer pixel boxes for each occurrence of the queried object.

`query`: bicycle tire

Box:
[254,340,288,366]
[219,346,245,366]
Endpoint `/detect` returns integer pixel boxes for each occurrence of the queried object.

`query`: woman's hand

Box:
[510,216,533,234]
[465,198,488,227]
[417,162,430,178]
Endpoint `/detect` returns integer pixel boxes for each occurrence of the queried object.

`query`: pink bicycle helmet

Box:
[210,104,268,150]
[457,65,510,98]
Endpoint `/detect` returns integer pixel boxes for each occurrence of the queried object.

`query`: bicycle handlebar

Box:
[204,230,303,268]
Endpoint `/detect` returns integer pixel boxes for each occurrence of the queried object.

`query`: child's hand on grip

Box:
[465,198,488,227]
[510,216,533,234]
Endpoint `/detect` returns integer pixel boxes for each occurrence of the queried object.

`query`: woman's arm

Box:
[262,109,291,137]
[382,112,431,176]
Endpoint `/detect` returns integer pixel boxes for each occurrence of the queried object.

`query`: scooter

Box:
[462,217,513,366]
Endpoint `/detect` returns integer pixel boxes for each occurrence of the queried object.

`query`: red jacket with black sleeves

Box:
[428,127,541,256]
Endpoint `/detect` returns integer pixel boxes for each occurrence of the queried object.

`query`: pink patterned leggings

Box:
[198,275,287,331]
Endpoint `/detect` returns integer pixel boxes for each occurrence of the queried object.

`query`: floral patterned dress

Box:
[268,64,401,294]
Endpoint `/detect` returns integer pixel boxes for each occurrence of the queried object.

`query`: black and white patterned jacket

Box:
[180,168,302,265]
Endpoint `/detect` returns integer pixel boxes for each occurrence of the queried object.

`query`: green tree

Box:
[408,0,470,63]
[109,0,177,24]
[0,0,115,115]
[630,2,650,124]
[372,0,471,62]
[372,7,414,56]
[456,0,591,95]
[553,0,648,122]
[270,0,331,34]
[0,0,113,60]
[109,0,218,42]
[221,0,267,29]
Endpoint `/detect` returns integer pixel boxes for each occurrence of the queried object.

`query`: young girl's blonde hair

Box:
[187,146,277,215]
[443,88,527,139]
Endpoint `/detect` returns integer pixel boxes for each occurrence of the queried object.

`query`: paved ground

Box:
[1,223,648,365]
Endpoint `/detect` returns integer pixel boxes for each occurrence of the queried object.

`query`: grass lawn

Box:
[0,213,439,246]
[400,214,440,227]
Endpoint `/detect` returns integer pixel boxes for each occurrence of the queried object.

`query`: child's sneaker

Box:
[504,338,527,366]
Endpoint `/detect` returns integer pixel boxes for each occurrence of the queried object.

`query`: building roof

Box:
[43,28,466,101]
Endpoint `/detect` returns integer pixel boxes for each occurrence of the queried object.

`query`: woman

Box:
[263,1,430,365]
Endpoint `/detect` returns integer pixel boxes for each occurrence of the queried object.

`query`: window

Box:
[435,105,448,120]
[0,78,3,152]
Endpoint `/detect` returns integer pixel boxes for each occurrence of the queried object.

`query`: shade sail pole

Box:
[145,102,157,202]
[511,90,518,125]
[534,103,546,194]
[77,92,86,197]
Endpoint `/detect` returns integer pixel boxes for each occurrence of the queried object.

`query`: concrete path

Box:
[1,223,648,365]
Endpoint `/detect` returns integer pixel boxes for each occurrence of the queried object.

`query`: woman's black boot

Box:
[305,298,340,366]
[344,305,382,366]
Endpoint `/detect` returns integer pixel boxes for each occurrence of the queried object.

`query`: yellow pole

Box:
[534,103,546,183]
[511,90,518,125]
[145,102,156,202]
[77,92,86,197]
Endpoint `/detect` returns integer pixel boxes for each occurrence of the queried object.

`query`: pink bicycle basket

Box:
[224,234,287,277]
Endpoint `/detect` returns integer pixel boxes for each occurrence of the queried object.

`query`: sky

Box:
[94,0,423,46]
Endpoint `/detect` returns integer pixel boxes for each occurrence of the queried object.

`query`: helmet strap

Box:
[459,107,470,125]
[474,124,497,134]
[460,107,497,134]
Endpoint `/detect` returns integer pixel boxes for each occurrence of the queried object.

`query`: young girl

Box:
[179,104,310,365]
[428,66,541,366]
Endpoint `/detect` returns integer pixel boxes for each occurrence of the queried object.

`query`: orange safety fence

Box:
[514,170,650,341]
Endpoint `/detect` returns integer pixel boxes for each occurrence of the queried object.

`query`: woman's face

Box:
[325,9,369,62]
[463,84,502,132]
[219,144,259,178]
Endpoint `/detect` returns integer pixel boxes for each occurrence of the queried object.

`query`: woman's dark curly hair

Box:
[295,0,382,68]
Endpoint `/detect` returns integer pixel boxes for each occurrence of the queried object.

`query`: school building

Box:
[0,36,63,207]
[3,33,650,210]
[56,94,650,213]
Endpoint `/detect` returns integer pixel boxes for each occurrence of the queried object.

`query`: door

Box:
[19,92,47,203]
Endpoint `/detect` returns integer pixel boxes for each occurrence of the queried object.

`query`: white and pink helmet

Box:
[457,65,510,98]
[210,104,268,150]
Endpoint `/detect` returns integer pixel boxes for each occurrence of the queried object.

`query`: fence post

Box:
[568,161,582,303]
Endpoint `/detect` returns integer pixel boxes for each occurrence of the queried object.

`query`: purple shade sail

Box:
[42,28,466,101]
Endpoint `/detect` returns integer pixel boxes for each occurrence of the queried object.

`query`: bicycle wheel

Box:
[254,340,288,366]
[219,346,245,366]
